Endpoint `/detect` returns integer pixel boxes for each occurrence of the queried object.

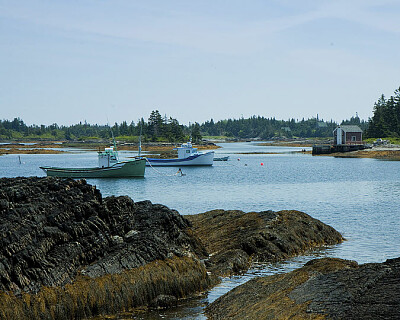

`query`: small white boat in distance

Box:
[214,156,229,161]
[146,141,214,166]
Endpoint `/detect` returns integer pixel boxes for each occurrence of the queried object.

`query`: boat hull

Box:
[146,151,214,167]
[40,159,146,178]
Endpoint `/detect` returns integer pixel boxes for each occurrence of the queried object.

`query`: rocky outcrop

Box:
[0,177,212,319]
[206,257,400,319]
[187,209,344,276]
[0,177,348,319]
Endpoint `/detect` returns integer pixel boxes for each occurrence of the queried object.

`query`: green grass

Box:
[364,137,400,145]
[115,135,140,143]
[387,137,400,145]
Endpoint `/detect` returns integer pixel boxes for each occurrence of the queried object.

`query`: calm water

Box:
[1,142,399,319]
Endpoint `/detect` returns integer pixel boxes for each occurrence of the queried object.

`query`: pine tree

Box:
[191,123,202,143]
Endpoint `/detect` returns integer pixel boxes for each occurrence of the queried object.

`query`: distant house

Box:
[333,125,363,145]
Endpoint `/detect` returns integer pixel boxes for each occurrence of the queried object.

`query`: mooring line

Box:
[144,158,182,177]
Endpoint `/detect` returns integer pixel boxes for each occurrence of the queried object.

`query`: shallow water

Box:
[1,141,399,318]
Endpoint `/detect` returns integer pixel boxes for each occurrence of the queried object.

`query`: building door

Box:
[337,128,342,144]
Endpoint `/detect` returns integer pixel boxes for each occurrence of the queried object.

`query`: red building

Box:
[333,125,363,145]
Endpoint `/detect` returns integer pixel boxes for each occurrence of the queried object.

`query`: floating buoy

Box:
[261,162,264,166]
[237,158,240,161]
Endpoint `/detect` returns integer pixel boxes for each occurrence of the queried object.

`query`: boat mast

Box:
[108,124,119,161]
[138,122,142,157]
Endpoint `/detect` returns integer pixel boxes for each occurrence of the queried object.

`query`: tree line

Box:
[0,110,371,142]
[365,87,400,138]
[200,116,367,140]
[0,110,201,143]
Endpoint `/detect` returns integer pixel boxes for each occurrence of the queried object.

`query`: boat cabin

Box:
[174,142,198,159]
[98,147,119,168]
[333,125,363,145]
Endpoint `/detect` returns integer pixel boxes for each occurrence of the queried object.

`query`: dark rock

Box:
[290,257,400,319]
[0,177,348,319]
[0,177,212,319]
[187,209,344,276]
[0,177,208,293]
[206,257,400,320]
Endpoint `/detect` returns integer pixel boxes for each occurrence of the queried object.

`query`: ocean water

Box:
[1,142,399,319]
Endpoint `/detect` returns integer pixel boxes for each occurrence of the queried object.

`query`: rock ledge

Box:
[187,209,344,276]
[0,177,211,319]
[206,257,400,319]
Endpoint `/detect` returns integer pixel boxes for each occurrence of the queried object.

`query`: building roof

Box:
[335,125,363,133]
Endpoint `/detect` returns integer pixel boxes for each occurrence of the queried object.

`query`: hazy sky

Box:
[1,0,400,126]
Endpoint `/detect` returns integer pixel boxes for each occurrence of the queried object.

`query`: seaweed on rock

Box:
[0,177,212,319]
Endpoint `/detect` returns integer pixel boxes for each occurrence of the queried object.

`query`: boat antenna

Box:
[110,126,117,151]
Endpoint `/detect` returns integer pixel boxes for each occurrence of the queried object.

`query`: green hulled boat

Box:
[40,146,146,178]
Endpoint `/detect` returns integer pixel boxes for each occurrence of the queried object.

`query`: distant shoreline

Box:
[0,140,220,155]
[2,139,400,160]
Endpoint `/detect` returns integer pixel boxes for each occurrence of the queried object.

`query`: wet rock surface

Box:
[0,177,349,319]
[206,257,400,319]
[290,257,400,319]
[0,177,207,295]
[0,177,213,319]
[187,209,344,276]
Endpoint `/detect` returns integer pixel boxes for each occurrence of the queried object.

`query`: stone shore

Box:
[206,257,400,319]
[0,177,212,319]
[0,177,347,319]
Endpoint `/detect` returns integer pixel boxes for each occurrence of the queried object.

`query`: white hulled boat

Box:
[146,141,214,166]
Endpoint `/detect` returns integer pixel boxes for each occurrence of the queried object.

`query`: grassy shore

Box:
[320,147,400,160]
[0,141,220,156]
[257,138,331,148]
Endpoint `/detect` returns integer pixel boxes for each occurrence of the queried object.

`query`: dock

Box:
[312,144,369,155]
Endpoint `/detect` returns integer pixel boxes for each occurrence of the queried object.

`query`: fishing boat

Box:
[40,146,146,178]
[146,141,214,166]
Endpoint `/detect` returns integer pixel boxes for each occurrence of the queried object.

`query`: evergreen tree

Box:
[148,110,164,141]
[191,123,202,143]
[366,87,400,138]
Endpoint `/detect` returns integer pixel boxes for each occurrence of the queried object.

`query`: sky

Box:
[1,0,400,126]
